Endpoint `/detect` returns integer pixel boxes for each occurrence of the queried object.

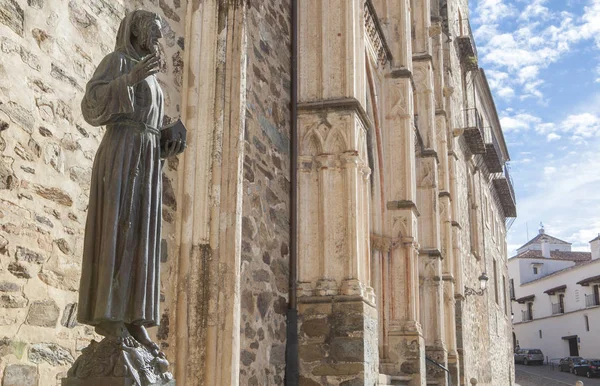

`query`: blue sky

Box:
[470,0,600,254]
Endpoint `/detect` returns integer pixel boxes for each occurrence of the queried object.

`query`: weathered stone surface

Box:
[298,376,321,386]
[0,235,7,256]
[28,343,74,366]
[53,239,69,255]
[38,268,78,292]
[0,294,27,308]
[0,281,19,292]
[299,343,323,362]
[27,0,43,9]
[16,246,45,264]
[0,0,24,36]
[312,363,365,376]
[7,261,31,278]
[0,101,34,133]
[61,303,78,328]
[330,337,364,362]
[301,318,330,338]
[270,344,286,365]
[241,349,256,367]
[2,364,38,386]
[257,292,272,319]
[34,184,73,206]
[26,299,60,327]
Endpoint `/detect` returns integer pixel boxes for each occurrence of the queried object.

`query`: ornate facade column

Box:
[413,13,448,384]
[296,1,377,384]
[172,2,247,385]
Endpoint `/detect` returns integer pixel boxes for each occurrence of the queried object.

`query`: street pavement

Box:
[515,364,600,386]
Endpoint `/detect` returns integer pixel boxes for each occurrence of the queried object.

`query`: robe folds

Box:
[77,48,164,327]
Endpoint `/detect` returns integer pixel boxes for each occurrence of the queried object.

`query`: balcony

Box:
[585,294,600,308]
[521,310,532,322]
[551,303,564,315]
[457,19,478,71]
[462,108,486,154]
[483,127,503,173]
[493,165,517,218]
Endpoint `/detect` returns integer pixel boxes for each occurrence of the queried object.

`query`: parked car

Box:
[514,349,544,365]
[574,359,600,378]
[559,356,584,373]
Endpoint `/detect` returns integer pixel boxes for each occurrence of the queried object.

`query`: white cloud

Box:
[543,166,557,175]
[474,0,516,24]
[473,0,600,101]
[547,133,561,141]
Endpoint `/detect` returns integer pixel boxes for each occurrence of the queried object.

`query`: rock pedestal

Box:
[61,337,174,386]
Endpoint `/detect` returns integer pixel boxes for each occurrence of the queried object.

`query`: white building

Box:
[509,228,600,362]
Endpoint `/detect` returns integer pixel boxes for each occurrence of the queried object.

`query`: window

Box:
[494,259,499,305]
[539,330,543,339]
[509,279,515,300]
[585,315,590,331]
[503,275,508,315]
[533,266,538,274]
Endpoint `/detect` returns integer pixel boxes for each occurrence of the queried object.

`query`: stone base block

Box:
[298,295,379,385]
[62,378,175,386]
[381,328,426,386]
[63,337,174,386]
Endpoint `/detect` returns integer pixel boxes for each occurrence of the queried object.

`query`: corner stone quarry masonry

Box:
[0,0,186,384]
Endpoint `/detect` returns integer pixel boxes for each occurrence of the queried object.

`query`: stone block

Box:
[0,0,23,36]
[2,364,37,386]
[7,262,31,278]
[62,378,176,386]
[26,299,60,327]
[330,337,364,362]
[0,294,27,308]
[301,317,330,338]
[0,281,19,292]
[29,343,74,366]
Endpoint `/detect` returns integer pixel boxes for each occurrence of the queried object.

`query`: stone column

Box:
[297,1,377,384]
[172,2,246,385]
[414,52,448,386]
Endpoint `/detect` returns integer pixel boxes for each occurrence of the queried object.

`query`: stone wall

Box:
[238,0,291,384]
[0,0,185,384]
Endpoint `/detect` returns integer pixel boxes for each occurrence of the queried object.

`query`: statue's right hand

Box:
[127,53,161,86]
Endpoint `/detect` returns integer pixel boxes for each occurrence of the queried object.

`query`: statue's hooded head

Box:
[115,10,162,60]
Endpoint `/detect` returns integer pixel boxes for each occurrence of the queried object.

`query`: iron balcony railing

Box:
[551,303,564,315]
[503,165,516,205]
[464,107,483,132]
[521,310,532,322]
[459,18,478,59]
[585,294,600,307]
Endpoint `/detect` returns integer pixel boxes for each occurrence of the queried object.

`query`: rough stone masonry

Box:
[0,0,185,384]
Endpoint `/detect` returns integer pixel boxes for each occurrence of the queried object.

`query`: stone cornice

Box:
[386,200,420,216]
[298,98,373,132]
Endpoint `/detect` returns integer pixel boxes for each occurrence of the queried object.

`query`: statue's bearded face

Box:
[133,16,163,56]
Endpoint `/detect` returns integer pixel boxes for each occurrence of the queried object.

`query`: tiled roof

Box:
[510,249,591,262]
[518,233,571,250]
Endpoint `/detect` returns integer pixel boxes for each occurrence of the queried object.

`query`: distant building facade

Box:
[509,229,600,361]
[0,0,516,385]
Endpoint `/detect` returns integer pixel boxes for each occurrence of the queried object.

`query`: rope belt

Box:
[112,119,161,136]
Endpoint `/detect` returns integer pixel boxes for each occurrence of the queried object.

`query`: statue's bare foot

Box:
[125,323,164,358]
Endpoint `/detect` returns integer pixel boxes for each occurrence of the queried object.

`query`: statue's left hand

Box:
[161,138,186,158]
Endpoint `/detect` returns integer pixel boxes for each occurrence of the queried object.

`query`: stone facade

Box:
[0,0,185,385]
[0,0,515,385]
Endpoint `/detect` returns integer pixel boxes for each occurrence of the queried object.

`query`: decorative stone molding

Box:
[364,0,392,65]
[371,233,402,253]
